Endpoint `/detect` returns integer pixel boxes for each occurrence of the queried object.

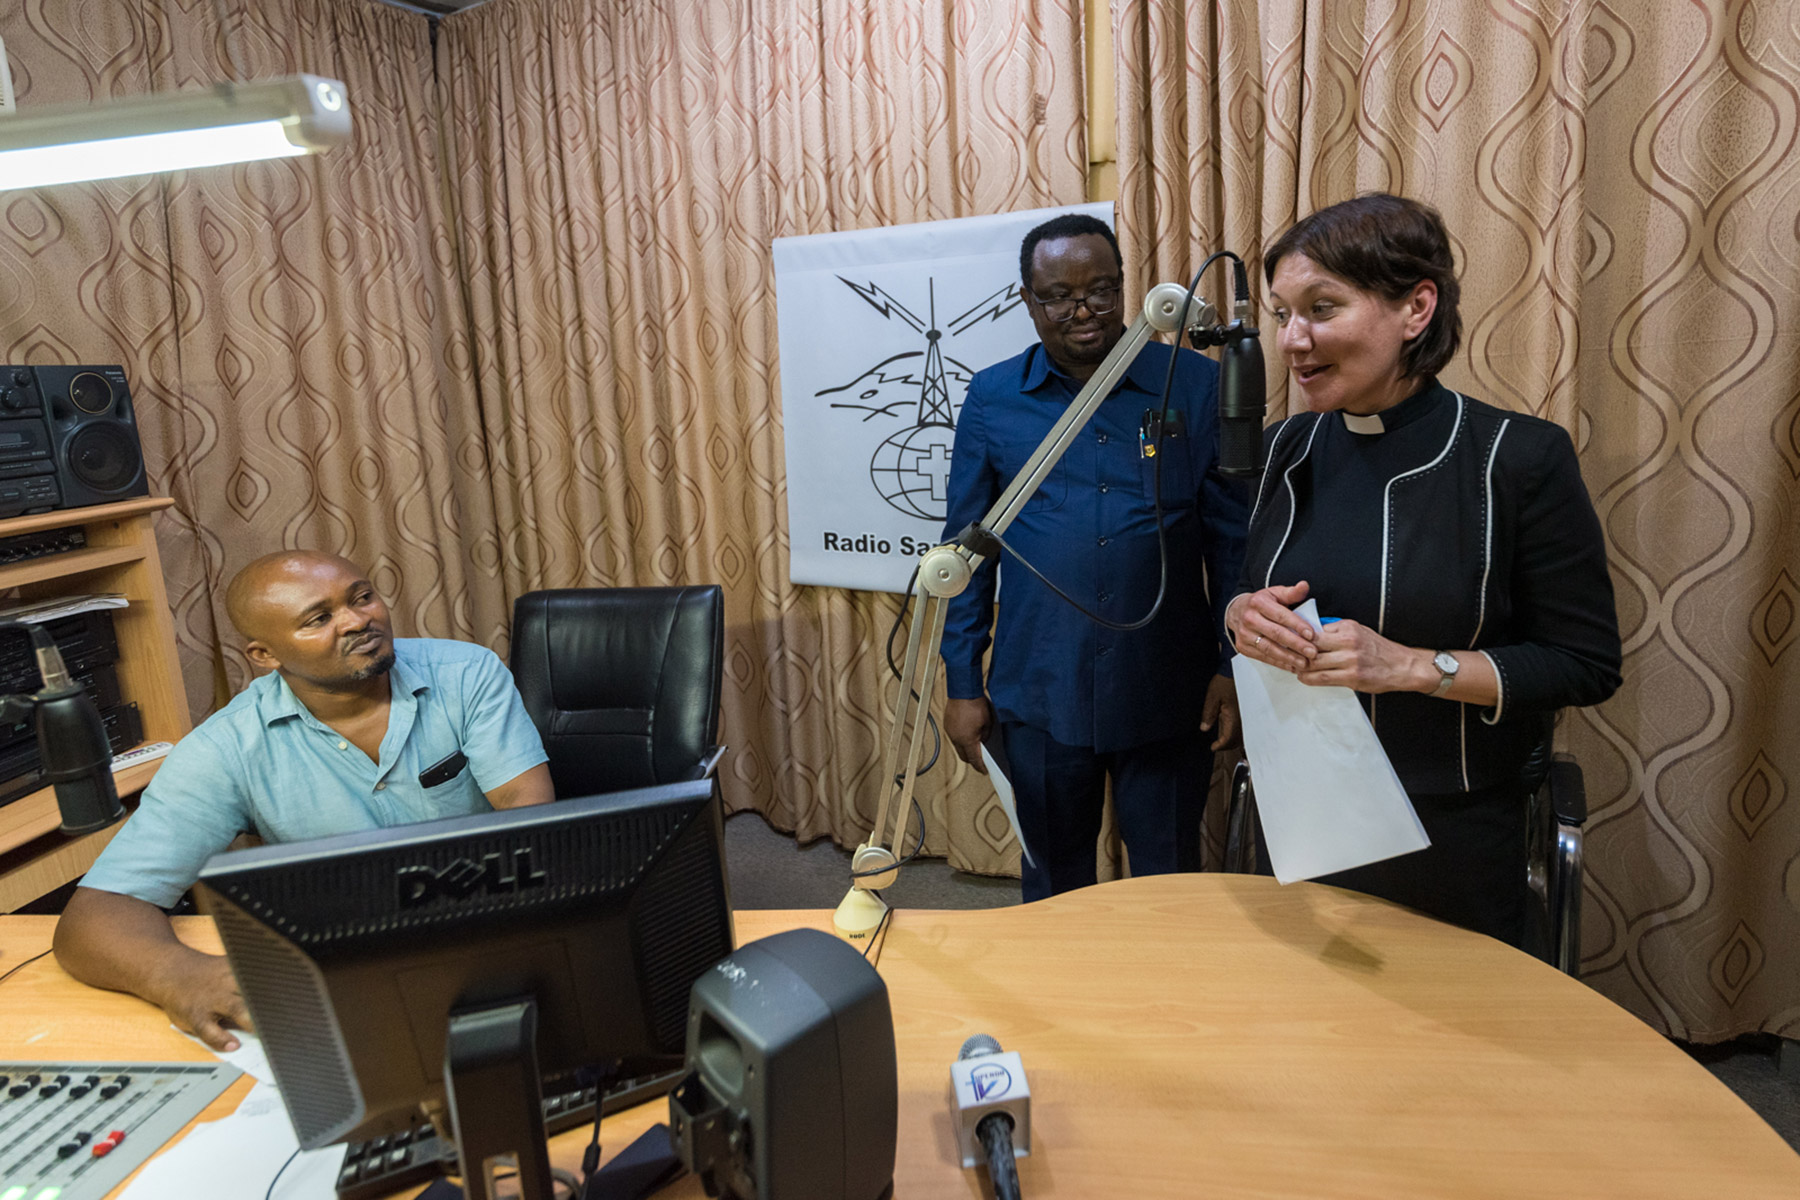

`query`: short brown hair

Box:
[1264,193,1462,380]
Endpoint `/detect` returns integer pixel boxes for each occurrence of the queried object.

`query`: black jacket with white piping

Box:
[1234,382,1622,795]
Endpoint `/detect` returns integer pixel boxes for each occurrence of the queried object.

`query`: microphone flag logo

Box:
[969,1062,1012,1102]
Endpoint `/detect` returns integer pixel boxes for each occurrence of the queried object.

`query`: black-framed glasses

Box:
[1026,284,1122,322]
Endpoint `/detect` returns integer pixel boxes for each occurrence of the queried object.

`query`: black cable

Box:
[579,1068,615,1185]
[978,1112,1023,1200]
[975,254,1234,634]
[581,1107,602,1181]
[859,901,894,961]
[264,1146,299,1200]
[0,948,51,987]
[487,1164,580,1196]
[849,793,927,880]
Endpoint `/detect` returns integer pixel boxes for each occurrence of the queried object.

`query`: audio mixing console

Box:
[0,1061,241,1200]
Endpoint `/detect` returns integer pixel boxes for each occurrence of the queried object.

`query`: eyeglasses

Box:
[1026,284,1122,323]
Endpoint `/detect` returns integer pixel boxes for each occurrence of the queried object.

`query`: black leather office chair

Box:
[1520,729,1588,976]
[509,586,725,798]
[1221,718,1589,975]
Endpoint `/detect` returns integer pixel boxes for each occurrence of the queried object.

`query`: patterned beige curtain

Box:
[0,0,497,712]
[1114,0,1800,1041]
[433,0,1088,873]
[3,0,1090,882]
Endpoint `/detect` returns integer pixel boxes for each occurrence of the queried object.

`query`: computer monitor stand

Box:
[445,997,556,1200]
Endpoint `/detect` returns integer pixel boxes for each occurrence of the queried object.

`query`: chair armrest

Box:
[1224,759,1259,875]
[1548,754,1586,826]
[698,746,726,779]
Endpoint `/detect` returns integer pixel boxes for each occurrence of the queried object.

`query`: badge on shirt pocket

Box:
[1140,409,1195,507]
[419,750,469,788]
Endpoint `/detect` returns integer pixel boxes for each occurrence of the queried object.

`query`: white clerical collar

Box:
[1342,411,1386,435]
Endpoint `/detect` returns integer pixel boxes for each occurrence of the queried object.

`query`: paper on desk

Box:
[175,1023,277,1084]
[979,741,1036,869]
[0,592,129,622]
[119,1081,346,1200]
[1233,600,1429,883]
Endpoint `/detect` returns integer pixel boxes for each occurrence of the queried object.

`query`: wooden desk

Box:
[3,876,1796,1198]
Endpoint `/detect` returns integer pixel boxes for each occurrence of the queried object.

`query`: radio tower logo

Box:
[817,276,1024,522]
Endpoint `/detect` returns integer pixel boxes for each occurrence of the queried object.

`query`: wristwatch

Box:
[1431,650,1459,696]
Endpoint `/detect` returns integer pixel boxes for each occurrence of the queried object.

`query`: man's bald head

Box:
[225,551,366,642]
[227,551,396,688]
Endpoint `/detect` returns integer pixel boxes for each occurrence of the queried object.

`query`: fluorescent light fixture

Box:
[0,74,350,193]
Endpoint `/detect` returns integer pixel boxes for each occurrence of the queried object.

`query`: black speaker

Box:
[670,929,897,1200]
[0,365,149,518]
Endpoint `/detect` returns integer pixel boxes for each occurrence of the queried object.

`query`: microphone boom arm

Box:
[834,282,1224,942]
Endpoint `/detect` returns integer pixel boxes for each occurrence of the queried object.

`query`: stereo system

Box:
[0,365,149,520]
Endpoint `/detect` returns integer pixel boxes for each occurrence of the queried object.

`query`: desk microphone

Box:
[951,1033,1030,1200]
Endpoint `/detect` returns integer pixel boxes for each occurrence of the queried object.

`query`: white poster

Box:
[774,202,1115,593]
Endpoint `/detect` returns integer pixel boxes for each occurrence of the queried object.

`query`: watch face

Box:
[1434,651,1459,674]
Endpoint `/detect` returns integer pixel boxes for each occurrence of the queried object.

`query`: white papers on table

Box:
[1233,600,1429,883]
[174,1023,277,1084]
[979,741,1036,869]
[118,1081,346,1200]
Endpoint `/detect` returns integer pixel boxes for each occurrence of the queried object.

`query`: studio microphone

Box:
[0,621,123,834]
[1216,259,1266,478]
[951,1033,1030,1200]
[36,674,123,833]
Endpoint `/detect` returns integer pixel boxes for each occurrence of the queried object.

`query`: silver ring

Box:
[1253,635,1263,647]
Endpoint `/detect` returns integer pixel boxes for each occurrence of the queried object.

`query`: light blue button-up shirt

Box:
[83,638,549,908]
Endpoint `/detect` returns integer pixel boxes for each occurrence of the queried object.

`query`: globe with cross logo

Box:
[869,422,958,521]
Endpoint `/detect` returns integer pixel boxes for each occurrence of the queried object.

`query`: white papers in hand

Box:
[1233,600,1429,883]
[979,742,1036,868]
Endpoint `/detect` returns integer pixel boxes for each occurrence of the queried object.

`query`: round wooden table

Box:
[2,874,1795,1197]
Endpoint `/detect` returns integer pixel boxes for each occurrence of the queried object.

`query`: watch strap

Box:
[1432,651,1458,696]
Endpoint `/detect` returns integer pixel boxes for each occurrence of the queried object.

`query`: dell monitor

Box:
[196,777,733,1200]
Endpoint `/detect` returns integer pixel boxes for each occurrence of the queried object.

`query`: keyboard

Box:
[335,1069,683,1200]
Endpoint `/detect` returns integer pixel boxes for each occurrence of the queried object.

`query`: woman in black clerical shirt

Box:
[1224,194,1622,945]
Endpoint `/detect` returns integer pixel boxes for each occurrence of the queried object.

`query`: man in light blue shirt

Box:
[54,551,552,1049]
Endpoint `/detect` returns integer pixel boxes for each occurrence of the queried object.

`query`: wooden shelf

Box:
[0,497,172,537]
[0,755,165,857]
[0,498,188,911]
[0,544,146,591]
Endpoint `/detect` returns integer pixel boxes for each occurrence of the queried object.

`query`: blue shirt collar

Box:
[255,650,430,728]
[1019,340,1166,399]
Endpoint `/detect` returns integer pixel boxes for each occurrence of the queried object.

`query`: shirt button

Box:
[1098,483,1109,494]
[375,782,386,791]
[1097,433,1109,444]
[1099,592,1111,603]
[337,740,348,750]
[1097,537,1109,546]
[1097,645,1112,656]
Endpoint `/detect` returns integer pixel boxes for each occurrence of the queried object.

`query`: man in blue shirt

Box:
[941,213,1249,900]
[54,551,552,1049]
